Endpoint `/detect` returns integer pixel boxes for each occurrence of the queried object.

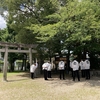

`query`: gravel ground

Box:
[0,72,100,100]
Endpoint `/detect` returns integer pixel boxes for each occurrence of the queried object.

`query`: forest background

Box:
[0,0,100,71]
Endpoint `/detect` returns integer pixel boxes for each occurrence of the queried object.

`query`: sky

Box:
[0,15,7,29]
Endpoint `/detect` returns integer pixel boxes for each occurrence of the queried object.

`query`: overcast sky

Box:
[0,15,6,29]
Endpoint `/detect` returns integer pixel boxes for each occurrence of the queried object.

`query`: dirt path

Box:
[0,73,100,100]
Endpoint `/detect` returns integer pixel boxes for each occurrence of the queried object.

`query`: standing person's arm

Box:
[42,64,44,70]
[58,62,60,70]
[70,62,72,68]
[77,62,80,70]
[63,62,65,69]
[88,60,90,69]
[36,63,38,68]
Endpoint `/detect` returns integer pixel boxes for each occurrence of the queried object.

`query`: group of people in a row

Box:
[30,61,52,80]
[30,58,90,81]
[70,58,90,81]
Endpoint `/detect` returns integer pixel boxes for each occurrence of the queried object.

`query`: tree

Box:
[63,0,100,58]
[0,29,9,41]
[5,0,59,44]
[29,0,100,69]
[4,0,100,69]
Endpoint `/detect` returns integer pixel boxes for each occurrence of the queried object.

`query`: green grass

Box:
[0,72,100,100]
[0,71,27,78]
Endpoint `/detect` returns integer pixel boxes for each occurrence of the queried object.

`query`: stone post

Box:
[3,46,8,81]
[29,48,32,66]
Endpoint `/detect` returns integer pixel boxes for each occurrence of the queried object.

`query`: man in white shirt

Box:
[85,59,90,79]
[30,62,38,79]
[47,62,52,78]
[42,62,49,80]
[58,60,65,80]
[80,59,85,78]
[71,59,80,81]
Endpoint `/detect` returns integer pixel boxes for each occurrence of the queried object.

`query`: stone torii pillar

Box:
[3,46,8,81]
[29,48,32,66]
[0,42,37,81]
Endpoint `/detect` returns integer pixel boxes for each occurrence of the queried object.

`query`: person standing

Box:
[71,59,80,81]
[30,62,38,79]
[85,59,90,79]
[58,60,65,80]
[70,60,73,77]
[47,62,52,78]
[42,62,49,80]
[80,59,85,78]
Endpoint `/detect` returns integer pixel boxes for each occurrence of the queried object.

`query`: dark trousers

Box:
[44,69,48,80]
[85,69,90,79]
[81,70,85,78]
[71,68,73,77]
[73,70,80,81]
[48,71,51,78]
[59,70,65,79]
[31,73,34,79]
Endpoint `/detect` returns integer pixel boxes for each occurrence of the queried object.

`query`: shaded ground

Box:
[0,72,100,100]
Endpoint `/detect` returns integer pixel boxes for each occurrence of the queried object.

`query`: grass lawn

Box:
[0,72,100,100]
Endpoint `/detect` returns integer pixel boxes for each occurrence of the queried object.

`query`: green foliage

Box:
[16,29,38,44]
[0,0,7,13]
[58,0,100,53]
[1,0,100,59]
[5,0,59,44]
[0,28,10,42]
[20,0,100,55]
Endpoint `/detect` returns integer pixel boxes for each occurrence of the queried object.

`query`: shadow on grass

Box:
[3,71,30,82]
[16,72,30,78]
[83,76,100,87]
[7,78,29,82]
[45,74,100,87]
[5,72,100,87]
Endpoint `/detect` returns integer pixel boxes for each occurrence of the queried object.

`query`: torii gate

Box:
[0,42,37,81]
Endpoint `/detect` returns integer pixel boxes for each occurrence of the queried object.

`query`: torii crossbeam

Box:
[0,42,37,81]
